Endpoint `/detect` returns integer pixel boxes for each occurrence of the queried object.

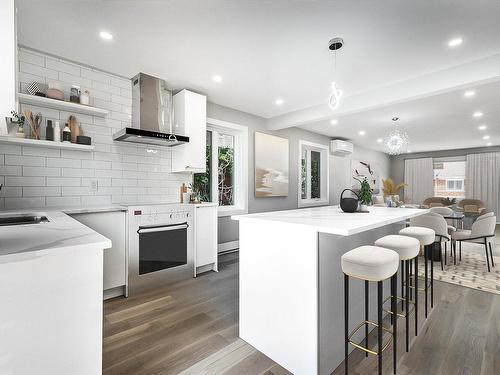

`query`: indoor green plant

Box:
[358,177,372,211]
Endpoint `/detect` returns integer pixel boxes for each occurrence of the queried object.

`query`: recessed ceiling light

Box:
[275,98,284,105]
[212,75,222,83]
[407,150,412,153]
[358,130,366,136]
[478,125,487,130]
[486,142,492,146]
[99,31,113,40]
[330,119,338,125]
[377,138,383,143]
[448,37,463,48]
[473,111,483,118]
[464,90,475,98]
[483,135,490,140]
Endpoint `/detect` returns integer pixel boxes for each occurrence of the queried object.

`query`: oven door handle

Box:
[137,222,189,234]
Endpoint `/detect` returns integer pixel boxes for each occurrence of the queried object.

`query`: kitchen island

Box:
[232,205,427,375]
[0,210,111,375]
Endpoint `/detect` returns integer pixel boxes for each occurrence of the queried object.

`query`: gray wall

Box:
[207,102,391,244]
[390,145,500,185]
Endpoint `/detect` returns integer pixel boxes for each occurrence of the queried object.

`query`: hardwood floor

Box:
[103,252,500,375]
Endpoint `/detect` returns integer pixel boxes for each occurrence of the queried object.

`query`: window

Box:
[433,157,466,199]
[193,118,248,216]
[298,140,329,207]
[446,179,464,191]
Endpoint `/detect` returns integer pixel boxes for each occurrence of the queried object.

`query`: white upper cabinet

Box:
[171,89,207,173]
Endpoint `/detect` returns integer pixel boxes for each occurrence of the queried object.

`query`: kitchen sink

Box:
[0,214,49,226]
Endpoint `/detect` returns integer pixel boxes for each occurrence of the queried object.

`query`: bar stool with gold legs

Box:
[342,246,399,375]
[375,235,420,352]
[398,226,435,318]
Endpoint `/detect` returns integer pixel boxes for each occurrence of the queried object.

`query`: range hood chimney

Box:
[113,73,189,146]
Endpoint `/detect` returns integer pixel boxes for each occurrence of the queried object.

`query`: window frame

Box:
[206,117,248,217]
[446,178,464,191]
[297,140,330,208]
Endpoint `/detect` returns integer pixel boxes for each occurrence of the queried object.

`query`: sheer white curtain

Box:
[404,158,434,204]
[466,152,500,216]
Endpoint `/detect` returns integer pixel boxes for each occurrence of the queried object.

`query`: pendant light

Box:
[328,37,344,110]
[383,117,410,155]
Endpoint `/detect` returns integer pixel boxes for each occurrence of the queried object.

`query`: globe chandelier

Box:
[383,117,410,155]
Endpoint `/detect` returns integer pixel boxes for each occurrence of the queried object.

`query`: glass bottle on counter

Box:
[62,123,71,143]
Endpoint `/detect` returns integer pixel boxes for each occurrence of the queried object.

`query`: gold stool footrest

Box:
[348,320,393,356]
[382,295,416,318]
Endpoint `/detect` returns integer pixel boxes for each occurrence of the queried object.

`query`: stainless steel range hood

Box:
[113,73,189,146]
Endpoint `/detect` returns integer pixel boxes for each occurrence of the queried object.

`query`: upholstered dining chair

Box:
[410,212,451,270]
[429,206,457,234]
[451,213,497,272]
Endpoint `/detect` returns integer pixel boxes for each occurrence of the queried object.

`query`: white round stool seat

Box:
[375,235,420,261]
[399,226,435,246]
[341,246,399,282]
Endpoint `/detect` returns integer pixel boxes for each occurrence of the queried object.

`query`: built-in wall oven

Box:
[127,204,194,296]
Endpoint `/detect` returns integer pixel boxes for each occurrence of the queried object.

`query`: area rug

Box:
[417,241,500,295]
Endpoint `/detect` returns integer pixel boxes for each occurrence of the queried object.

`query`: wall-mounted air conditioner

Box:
[330,139,354,155]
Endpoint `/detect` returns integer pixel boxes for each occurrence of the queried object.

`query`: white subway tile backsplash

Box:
[92,81,120,95]
[6,176,46,186]
[82,160,111,170]
[46,58,81,76]
[96,169,122,178]
[61,186,93,196]
[5,197,45,209]
[23,166,61,177]
[46,196,82,207]
[82,177,111,187]
[5,155,45,166]
[22,146,61,157]
[2,47,191,210]
[18,71,45,86]
[93,98,122,112]
[1,186,23,197]
[61,168,94,177]
[60,149,93,160]
[47,177,81,186]
[111,94,132,106]
[47,158,82,168]
[111,76,131,89]
[58,72,92,88]
[20,62,58,80]
[18,50,45,66]
[1,145,22,155]
[0,166,21,176]
[81,195,112,206]
[23,186,61,197]
[81,68,111,84]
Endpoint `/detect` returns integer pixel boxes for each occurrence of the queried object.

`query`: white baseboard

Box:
[103,286,125,300]
[218,240,239,253]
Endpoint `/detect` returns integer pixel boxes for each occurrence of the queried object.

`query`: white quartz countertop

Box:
[232,205,428,236]
[0,210,112,260]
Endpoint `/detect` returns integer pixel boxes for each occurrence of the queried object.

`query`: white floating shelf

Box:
[18,93,109,117]
[0,136,95,151]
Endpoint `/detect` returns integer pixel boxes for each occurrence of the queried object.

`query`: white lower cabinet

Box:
[194,204,218,274]
[69,211,127,298]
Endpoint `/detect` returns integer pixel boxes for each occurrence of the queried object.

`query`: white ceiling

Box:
[16,0,500,152]
[300,79,500,153]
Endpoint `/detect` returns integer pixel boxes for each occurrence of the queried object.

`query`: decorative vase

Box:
[360,204,368,211]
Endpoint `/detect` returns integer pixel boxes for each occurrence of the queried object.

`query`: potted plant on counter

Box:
[359,177,372,211]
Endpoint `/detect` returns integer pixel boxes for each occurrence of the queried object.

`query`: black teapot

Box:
[340,189,359,213]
